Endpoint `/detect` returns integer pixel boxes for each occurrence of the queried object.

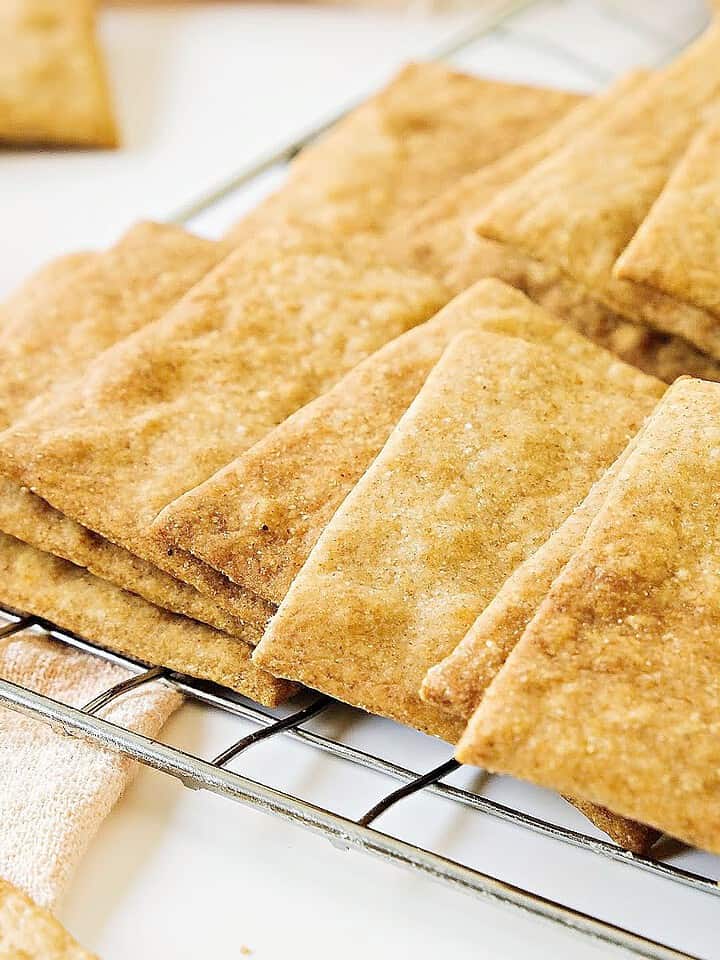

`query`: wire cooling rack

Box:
[0,2,717,959]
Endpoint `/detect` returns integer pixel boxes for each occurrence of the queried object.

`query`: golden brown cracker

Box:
[475,24,720,359]
[615,114,720,318]
[0,0,117,147]
[422,432,641,719]
[0,223,257,639]
[384,71,720,385]
[0,230,446,626]
[0,532,293,705]
[226,63,581,246]
[153,278,663,607]
[457,378,720,855]
[0,221,222,428]
[254,300,662,740]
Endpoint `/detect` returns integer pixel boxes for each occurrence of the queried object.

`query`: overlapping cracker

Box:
[0,532,293,704]
[615,114,720,318]
[384,70,720,385]
[0,876,96,960]
[226,63,581,246]
[0,230,445,630]
[0,0,117,147]
[153,279,663,608]
[457,378,720,855]
[474,23,720,360]
[0,221,222,426]
[254,298,662,740]
[0,223,255,639]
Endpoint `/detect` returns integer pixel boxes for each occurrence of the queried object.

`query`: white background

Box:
[4,2,718,958]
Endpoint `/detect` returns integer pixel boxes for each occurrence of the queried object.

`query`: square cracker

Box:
[254,304,662,741]
[225,62,581,246]
[615,114,720,319]
[0,876,96,960]
[0,229,446,627]
[457,378,720,855]
[0,0,117,147]
[0,223,256,640]
[384,71,720,386]
[474,23,720,360]
[0,531,293,705]
[153,279,664,608]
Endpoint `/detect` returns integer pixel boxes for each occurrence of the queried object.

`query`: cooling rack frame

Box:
[0,3,716,958]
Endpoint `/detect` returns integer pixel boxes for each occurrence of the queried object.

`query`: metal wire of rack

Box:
[0,2,717,958]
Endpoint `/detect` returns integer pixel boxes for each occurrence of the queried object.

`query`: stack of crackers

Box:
[4,26,720,860]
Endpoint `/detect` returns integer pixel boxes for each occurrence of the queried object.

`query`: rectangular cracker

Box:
[384,70,720,386]
[153,278,664,607]
[0,229,446,627]
[0,0,117,147]
[226,63,581,246]
[474,23,720,360]
[421,429,643,719]
[254,299,662,741]
[615,114,720,318]
[0,531,293,705]
[0,221,222,427]
[0,223,257,640]
[457,378,720,855]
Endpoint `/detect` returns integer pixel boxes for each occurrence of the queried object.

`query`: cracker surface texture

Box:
[0,0,117,147]
[475,24,720,359]
[457,378,720,854]
[615,115,720,319]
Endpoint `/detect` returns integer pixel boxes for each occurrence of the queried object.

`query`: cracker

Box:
[0,876,96,960]
[0,532,293,705]
[615,114,720,318]
[0,223,256,639]
[226,63,581,245]
[0,221,221,426]
[457,378,720,855]
[384,71,720,386]
[254,307,662,741]
[422,430,641,718]
[474,23,720,360]
[0,0,117,147]
[0,230,446,628]
[153,279,663,606]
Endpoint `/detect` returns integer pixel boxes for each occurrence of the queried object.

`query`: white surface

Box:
[3,1,716,958]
